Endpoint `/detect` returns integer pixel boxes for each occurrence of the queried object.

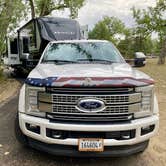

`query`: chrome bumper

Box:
[19,113,159,146]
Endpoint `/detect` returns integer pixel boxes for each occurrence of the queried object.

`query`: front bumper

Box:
[19,113,159,147]
[28,137,149,157]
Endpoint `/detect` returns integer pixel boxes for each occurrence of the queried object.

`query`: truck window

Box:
[10,38,18,54]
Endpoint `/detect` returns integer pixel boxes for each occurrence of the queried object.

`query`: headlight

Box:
[25,85,45,117]
[135,85,154,118]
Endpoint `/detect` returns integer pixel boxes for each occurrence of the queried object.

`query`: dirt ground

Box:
[0,78,20,104]
[0,59,165,166]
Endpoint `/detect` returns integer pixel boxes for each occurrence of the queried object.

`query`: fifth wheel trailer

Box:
[3,17,83,74]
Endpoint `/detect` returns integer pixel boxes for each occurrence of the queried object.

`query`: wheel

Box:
[15,113,28,146]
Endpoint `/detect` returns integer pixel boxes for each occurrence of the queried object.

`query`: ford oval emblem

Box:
[76,98,105,113]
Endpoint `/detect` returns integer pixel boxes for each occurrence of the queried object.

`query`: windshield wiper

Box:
[77,59,116,63]
[42,59,117,64]
[42,60,77,64]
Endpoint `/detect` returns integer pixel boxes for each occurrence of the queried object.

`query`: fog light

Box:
[52,131,62,139]
[120,131,131,139]
[46,129,66,139]
[26,123,40,134]
[141,125,155,135]
[120,130,136,140]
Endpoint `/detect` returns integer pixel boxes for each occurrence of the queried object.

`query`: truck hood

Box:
[26,63,154,87]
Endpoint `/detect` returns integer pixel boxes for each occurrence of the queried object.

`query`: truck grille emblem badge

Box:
[76,98,105,113]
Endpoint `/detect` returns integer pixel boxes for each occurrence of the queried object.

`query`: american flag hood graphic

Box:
[25,76,154,87]
[25,63,154,87]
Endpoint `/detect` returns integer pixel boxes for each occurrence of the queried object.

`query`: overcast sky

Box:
[52,0,157,29]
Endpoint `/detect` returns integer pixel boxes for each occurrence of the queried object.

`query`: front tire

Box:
[15,114,28,146]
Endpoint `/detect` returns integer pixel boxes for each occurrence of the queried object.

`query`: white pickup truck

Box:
[15,40,159,157]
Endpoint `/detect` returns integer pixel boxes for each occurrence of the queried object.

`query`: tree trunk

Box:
[158,39,166,65]
[29,0,35,19]
[39,0,52,16]
[158,56,165,64]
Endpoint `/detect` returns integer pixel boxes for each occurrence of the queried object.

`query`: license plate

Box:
[78,138,104,152]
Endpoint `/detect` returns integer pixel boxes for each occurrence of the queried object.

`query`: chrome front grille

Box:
[52,105,129,114]
[52,93,141,105]
[52,95,130,104]
[38,87,141,122]
[52,103,140,114]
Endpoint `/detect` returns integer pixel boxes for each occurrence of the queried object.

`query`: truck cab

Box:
[15,40,159,157]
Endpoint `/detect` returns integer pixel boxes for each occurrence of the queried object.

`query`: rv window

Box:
[23,21,36,48]
[10,38,18,54]
[23,37,29,53]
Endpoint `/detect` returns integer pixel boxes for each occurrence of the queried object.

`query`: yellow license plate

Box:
[78,138,104,152]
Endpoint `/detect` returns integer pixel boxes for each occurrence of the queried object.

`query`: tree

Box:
[117,27,160,58]
[117,28,136,58]
[29,0,35,18]
[0,0,26,56]
[0,0,85,57]
[89,16,126,45]
[132,0,166,64]
[28,0,85,19]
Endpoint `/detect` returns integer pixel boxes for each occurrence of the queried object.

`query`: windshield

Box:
[42,42,125,64]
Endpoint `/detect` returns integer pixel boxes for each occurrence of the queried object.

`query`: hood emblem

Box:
[82,77,94,86]
[76,98,105,113]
